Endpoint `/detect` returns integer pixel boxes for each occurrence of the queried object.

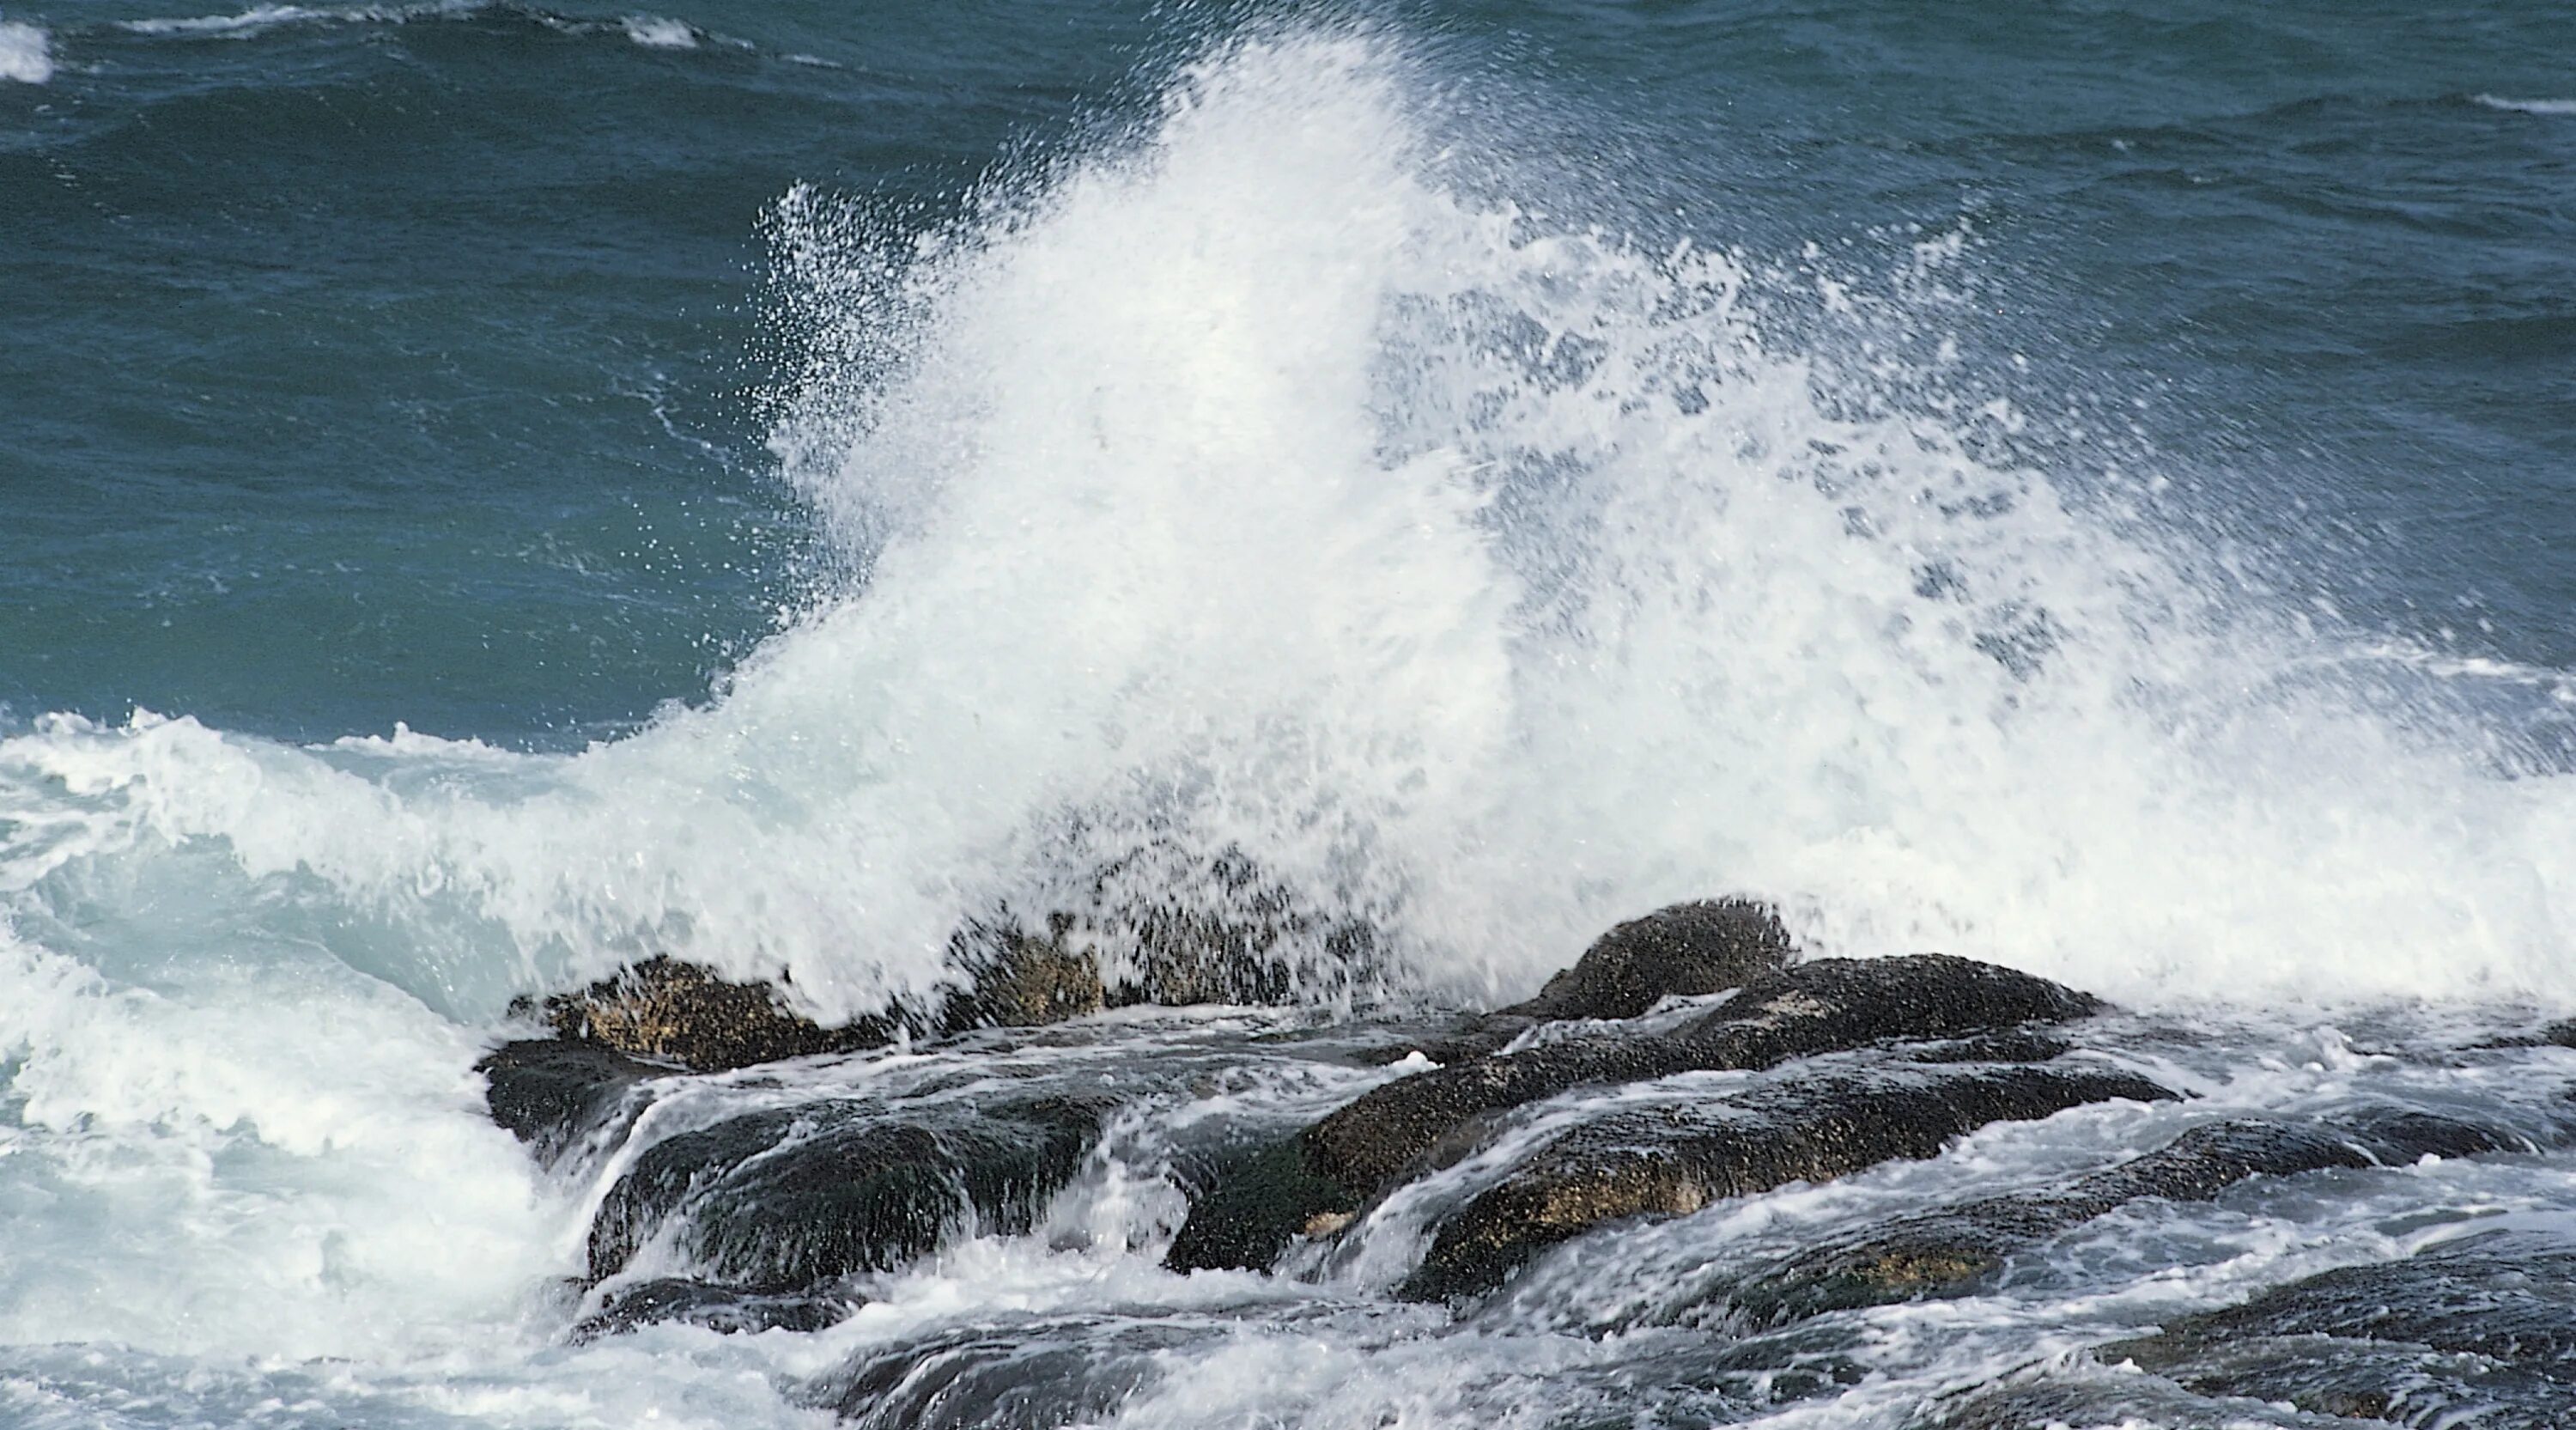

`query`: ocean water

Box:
[3,3,2574,1427]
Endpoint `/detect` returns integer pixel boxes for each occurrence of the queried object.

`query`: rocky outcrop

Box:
[1732,1110,2533,1325]
[477,1037,673,1164]
[519,956,898,1074]
[1167,954,2117,1275]
[939,920,1110,1031]
[512,848,1370,1074]
[586,1092,1117,1293]
[1402,1062,2175,1299]
[1406,898,1796,1063]
[1498,898,1795,1024]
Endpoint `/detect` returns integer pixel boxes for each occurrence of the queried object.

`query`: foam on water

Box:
[5,27,2568,1029]
[0,20,50,82]
[0,924,556,1360]
[622,15,697,50]
[2474,94,2576,116]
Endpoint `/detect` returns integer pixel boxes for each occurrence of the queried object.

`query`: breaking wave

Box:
[3,27,2570,1028]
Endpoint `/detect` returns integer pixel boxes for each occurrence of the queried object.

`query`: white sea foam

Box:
[2474,94,2576,116]
[3,27,2573,1039]
[0,20,51,82]
[622,15,697,49]
[0,923,559,1360]
[122,3,345,37]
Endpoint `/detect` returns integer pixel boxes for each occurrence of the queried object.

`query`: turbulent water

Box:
[4,3,2575,1427]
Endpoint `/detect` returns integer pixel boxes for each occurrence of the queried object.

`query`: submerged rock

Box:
[1169,954,2111,1274]
[800,1313,1204,1430]
[1911,1370,2335,1429]
[1934,1231,2576,1428]
[569,1277,860,1342]
[587,1092,1115,1293]
[2106,1229,2576,1378]
[2111,1334,2572,1429]
[1403,1062,2174,1299]
[1732,1110,2532,1325]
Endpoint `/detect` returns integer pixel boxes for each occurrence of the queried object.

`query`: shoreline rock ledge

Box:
[475,895,2187,1338]
[1164,933,2166,1283]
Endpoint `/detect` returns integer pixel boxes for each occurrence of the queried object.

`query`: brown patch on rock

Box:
[1400,1063,2174,1300]
[526,957,892,1074]
[942,923,1108,1031]
[1301,1210,1356,1239]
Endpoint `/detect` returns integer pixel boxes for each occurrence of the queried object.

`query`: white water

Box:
[4,26,2576,1429]
[2474,94,2576,117]
[0,20,50,82]
[4,30,2569,1027]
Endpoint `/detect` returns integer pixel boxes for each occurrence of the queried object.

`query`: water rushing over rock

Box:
[466,901,2576,1428]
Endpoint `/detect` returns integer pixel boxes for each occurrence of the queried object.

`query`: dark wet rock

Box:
[1903,1029,2075,1065]
[2108,1231,2576,1377]
[568,1277,859,1342]
[587,1092,1116,1292]
[477,1038,671,1164]
[2111,1334,2574,1429]
[1317,956,2106,1194]
[1169,955,2110,1274]
[2042,1231,2576,1427]
[513,849,1367,1085]
[1910,1369,2336,1429]
[1401,898,1795,1066]
[941,920,1109,1031]
[1477,1319,1874,1429]
[1073,841,1367,1008]
[2540,1018,2576,1050]
[1402,1062,2174,1300]
[1501,898,1795,1024]
[1731,1110,2531,1326]
[799,1313,1204,1430]
[1163,1138,1366,1275]
[522,956,896,1074]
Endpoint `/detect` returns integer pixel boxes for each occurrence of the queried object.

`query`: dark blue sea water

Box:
[6,2,2572,745]
[3,3,2573,1426]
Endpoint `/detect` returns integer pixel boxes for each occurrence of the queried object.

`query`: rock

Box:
[569,1277,860,1342]
[2108,1334,2570,1428]
[1161,1138,1364,1276]
[1401,1062,2175,1299]
[1498,898,1795,1024]
[1909,1371,2330,1429]
[587,1092,1116,1292]
[522,956,896,1074]
[941,919,1109,1031]
[1075,841,1366,1008]
[1400,898,1795,1065]
[1169,954,2110,1275]
[2105,1230,2576,1375]
[1729,1111,2535,1325]
[799,1313,1204,1430]
[477,1037,671,1165]
[2057,1231,2576,1427]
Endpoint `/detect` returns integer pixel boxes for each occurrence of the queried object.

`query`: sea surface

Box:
[3,2,2574,1427]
